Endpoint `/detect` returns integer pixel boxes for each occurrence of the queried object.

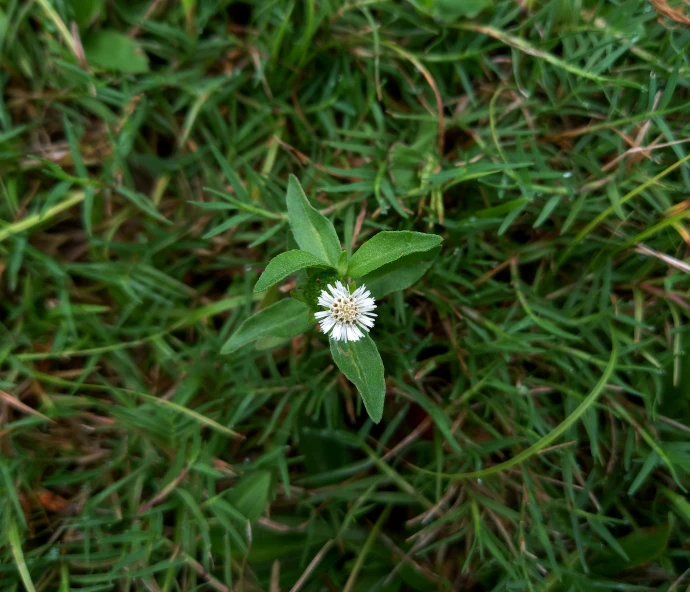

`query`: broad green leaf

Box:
[348,231,442,278]
[588,522,671,576]
[286,175,341,266]
[336,250,349,276]
[361,247,439,299]
[254,250,331,292]
[330,334,386,423]
[228,471,272,521]
[70,0,105,28]
[221,299,312,354]
[254,336,291,350]
[84,30,149,74]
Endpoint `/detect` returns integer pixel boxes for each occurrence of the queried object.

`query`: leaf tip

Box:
[220,342,237,355]
[368,411,383,424]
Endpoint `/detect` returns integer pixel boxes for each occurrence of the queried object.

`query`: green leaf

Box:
[588,522,671,576]
[361,247,439,299]
[330,334,386,423]
[254,250,331,292]
[131,390,243,440]
[286,175,341,266]
[182,0,196,22]
[336,250,349,276]
[664,487,690,527]
[115,186,170,224]
[203,213,254,239]
[348,231,442,278]
[254,336,291,351]
[412,0,491,22]
[84,30,149,74]
[8,519,37,592]
[0,10,7,48]
[434,0,491,20]
[209,144,249,202]
[70,0,105,28]
[227,471,272,521]
[221,299,312,354]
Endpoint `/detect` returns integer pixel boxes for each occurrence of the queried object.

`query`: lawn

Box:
[2,0,690,590]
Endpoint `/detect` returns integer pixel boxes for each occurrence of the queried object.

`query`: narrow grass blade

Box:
[416,328,618,479]
[8,519,37,592]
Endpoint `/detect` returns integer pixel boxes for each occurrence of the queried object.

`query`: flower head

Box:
[315,281,376,342]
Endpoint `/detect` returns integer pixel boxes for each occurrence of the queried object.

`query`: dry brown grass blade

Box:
[138,467,190,513]
[379,42,446,154]
[0,390,54,424]
[288,539,335,592]
[651,0,690,25]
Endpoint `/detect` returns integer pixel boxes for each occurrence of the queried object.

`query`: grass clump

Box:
[1,0,690,590]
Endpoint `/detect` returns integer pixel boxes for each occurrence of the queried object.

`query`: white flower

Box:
[314,281,377,342]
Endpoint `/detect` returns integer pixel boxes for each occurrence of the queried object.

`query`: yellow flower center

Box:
[330,296,358,324]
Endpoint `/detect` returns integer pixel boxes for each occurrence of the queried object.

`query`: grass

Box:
[1,0,690,590]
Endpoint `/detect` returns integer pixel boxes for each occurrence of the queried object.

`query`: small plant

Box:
[222,176,442,422]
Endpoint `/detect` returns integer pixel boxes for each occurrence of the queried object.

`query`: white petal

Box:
[314,311,330,319]
[318,292,334,305]
[321,318,336,333]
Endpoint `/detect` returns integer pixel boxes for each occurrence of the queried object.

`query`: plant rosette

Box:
[222,175,442,423]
